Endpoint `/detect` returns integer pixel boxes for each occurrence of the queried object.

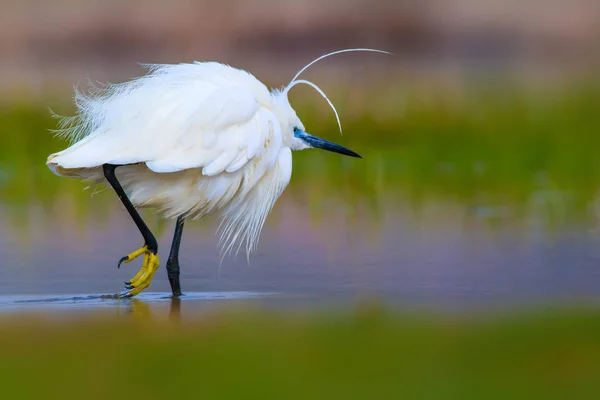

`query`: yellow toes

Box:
[126,250,151,285]
[128,252,159,287]
[120,251,160,297]
[119,246,148,267]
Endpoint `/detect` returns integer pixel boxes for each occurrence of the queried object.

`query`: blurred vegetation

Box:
[0,303,599,399]
[1,80,600,228]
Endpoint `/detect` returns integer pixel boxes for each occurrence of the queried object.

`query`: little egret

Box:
[47,48,389,297]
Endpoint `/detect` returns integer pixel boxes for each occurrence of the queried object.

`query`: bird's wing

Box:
[49,62,278,175]
[145,86,275,175]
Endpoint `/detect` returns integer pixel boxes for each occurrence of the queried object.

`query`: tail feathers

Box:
[46,130,149,174]
[46,158,104,180]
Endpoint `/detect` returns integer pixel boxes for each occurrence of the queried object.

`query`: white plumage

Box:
[47,48,388,260]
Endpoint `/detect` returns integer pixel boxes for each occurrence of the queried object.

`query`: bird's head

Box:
[272,48,390,159]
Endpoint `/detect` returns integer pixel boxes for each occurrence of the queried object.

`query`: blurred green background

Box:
[1,0,600,398]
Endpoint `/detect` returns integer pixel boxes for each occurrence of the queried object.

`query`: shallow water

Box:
[1,192,599,314]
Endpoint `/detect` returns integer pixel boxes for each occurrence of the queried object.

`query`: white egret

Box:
[47,48,389,297]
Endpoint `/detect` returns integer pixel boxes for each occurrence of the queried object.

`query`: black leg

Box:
[103,164,158,260]
[166,216,185,296]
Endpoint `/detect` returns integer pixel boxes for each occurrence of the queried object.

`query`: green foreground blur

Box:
[0,304,599,399]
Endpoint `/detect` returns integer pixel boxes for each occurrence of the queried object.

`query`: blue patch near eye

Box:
[293,127,302,137]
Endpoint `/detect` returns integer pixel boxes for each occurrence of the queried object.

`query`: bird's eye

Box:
[293,126,300,136]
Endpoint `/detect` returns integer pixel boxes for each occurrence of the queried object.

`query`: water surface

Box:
[1,193,599,314]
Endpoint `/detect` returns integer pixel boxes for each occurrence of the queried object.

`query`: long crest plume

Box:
[283,48,391,134]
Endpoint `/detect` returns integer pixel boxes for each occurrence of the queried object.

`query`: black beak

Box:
[294,130,361,158]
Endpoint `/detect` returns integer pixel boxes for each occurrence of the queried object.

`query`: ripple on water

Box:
[0,291,276,312]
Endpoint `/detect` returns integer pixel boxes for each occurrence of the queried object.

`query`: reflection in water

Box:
[127,298,153,320]
[169,296,181,321]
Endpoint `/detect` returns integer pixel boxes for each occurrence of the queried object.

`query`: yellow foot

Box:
[117,245,160,297]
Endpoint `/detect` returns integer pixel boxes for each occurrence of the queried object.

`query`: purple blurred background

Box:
[2,0,599,96]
